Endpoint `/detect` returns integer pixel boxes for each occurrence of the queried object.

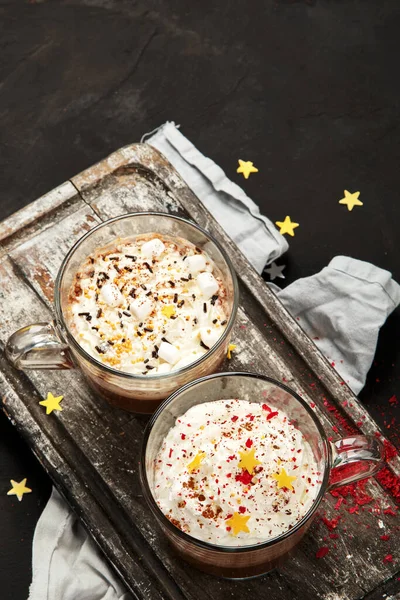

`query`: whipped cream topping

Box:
[68,235,229,375]
[153,400,321,546]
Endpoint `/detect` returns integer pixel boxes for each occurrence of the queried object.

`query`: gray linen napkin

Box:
[28,125,400,600]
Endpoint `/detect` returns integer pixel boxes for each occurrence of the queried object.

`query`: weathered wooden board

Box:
[0,144,399,600]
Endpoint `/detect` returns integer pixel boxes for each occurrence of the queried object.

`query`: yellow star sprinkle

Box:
[237,160,258,179]
[226,512,251,535]
[238,448,261,474]
[338,190,363,211]
[272,467,297,491]
[187,451,206,473]
[227,343,237,359]
[7,478,32,502]
[39,392,64,415]
[275,216,299,237]
[161,305,176,318]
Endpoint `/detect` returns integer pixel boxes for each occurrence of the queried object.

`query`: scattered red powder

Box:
[376,468,400,502]
[388,395,398,406]
[316,547,330,559]
[323,399,358,435]
[380,535,390,541]
[329,533,339,539]
[383,439,398,461]
[310,402,316,409]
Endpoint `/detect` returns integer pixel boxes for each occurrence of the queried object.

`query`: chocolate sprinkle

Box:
[141,284,147,290]
[161,336,171,344]
[144,358,149,364]
[212,319,218,324]
[97,308,102,318]
[173,293,178,303]
[144,327,154,332]
[125,255,137,261]
[200,341,210,350]
[221,320,227,326]
[188,273,192,280]
[144,262,153,273]
[122,311,131,317]
[168,280,176,288]
[180,277,189,282]
[107,340,114,345]
[95,345,106,354]
[177,299,185,308]
[146,365,155,370]
[129,288,136,298]
[203,303,207,313]
[210,295,218,305]
[78,312,90,317]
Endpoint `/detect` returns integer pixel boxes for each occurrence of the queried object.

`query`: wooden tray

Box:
[0,144,398,600]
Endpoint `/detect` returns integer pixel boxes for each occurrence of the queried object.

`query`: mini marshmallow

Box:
[174,351,205,370]
[200,327,221,349]
[130,297,154,320]
[100,283,123,307]
[196,272,219,299]
[141,238,165,258]
[158,341,180,365]
[156,362,172,374]
[186,254,207,274]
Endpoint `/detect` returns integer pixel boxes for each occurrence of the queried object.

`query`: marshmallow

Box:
[158,341,180,365]
[100,283,123,307]
[196,272,219,299]
[156,362,172,374]
[200,327,221,349]
[174,351,206,370]
[186,254,207,274]
[141,238,165,258]
[130,297,154,320]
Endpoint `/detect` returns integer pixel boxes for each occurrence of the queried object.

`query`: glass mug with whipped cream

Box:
[140,372,384,578]
[6,213,239,413]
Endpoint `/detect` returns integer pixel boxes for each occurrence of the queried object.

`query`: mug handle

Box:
[5,321,75,370]
[328,435,385,490]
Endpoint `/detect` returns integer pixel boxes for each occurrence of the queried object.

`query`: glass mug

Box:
[5,213,239,413]
[140,372,384,578]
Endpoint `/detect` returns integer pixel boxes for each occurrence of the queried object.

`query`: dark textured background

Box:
[0,0,399,598]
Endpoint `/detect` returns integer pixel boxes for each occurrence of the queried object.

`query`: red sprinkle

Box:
[388,395,398,405]
[262,403,272,412]
[239,506,246,514]
[383,507,397,516]
[322,516,340,531]
[267,411,279,421]
[380,535,390,541]
[180,433,186,440]
[383,554,393,563]
[310,403,316,409]
[231,416,239,422]
[168,448,173,458]
[235,470,253,485]
[316,547,329,559]
[245,438,253,448]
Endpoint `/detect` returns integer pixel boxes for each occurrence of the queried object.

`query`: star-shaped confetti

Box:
[272,467,297,491]
[7,478,32,502]
[161,305,176,318]
[187,451,206,473]
[227,343,237,360]
[275,216,299,237]
[238,448,261,474]
[226,512,251,535]
[264,262,286,281]
[237,160,258,179]
[39,392,64,415]
[338,190,363,211]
